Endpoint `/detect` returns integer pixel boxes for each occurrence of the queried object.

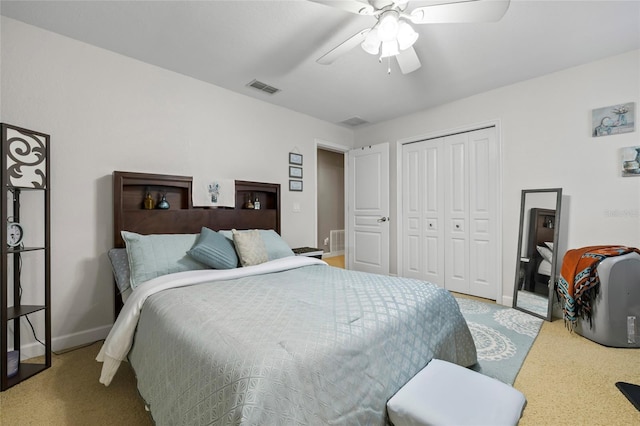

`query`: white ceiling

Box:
[1,0,639,127]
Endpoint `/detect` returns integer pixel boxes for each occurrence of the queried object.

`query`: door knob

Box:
[377,217,389,223]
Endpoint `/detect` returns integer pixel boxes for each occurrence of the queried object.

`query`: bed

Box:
[98,171,477,425]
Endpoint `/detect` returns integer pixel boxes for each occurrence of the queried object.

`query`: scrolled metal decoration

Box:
[6,128,47,188]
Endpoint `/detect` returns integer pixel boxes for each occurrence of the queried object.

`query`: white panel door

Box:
[468,128,498,298]
[444,133,470,293]
[402,139,444,286]
[348,143,389,274]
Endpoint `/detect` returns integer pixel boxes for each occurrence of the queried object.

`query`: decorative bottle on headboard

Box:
[156,192,170,209]
[143,192,155,210]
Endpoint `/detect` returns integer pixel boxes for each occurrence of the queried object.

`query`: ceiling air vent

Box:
[247,79,280,95]
[340,116,369,127]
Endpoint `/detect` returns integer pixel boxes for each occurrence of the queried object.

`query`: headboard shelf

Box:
[116,172,192,210]
[235,180,280,211]
[113,171,281,248]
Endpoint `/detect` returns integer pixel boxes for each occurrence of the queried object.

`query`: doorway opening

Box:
[317,147,345,268]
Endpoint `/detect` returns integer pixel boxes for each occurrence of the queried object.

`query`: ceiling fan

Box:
[312,0,511,74]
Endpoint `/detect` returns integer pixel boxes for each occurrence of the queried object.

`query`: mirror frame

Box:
[513,188,563,321]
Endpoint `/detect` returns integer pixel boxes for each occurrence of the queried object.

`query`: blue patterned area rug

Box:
[455,297,543,385]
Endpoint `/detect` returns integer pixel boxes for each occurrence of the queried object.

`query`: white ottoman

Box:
[387,359,526,426]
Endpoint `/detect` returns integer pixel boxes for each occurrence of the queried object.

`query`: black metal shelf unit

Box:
[1,123,51,391]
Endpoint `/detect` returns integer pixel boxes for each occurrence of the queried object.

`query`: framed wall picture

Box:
[592,102,635,137]
[621,146,640,177]
[289,152,303,165]
[289,166,303,178]
[289,180,303,191]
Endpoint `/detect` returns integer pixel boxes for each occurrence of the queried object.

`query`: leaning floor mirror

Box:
[513,188,563,321]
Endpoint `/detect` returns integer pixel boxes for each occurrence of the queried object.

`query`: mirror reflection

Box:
[513,188,563,320]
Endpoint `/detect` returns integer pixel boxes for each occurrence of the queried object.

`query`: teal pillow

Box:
[187,227,238,269]
[121,231,207,289]
[259,229,295,260]
[219,229,294,261]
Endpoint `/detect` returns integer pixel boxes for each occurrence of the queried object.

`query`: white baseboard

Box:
[501,296,514,307]
[11,324,112,360]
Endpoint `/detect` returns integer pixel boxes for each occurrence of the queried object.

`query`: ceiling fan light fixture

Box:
[380,40,399,59]
[361,28,381,55]
[377,11,399,42]
[397,20,418,51]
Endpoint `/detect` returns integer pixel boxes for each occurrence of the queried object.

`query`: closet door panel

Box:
[402,140,444,286]
[444,134,469,293]
[423,142,444,286]
[471,239,489,281]
[402,145,423,279]
[425,234,440,277]
[448,141,467,213]
[406,227,420,275]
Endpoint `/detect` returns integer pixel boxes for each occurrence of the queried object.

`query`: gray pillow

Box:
[187,227,238,269]
[108,248,131,293]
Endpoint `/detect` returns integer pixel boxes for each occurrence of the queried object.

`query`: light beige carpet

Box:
[0,343,153,425]
[515,319,640,426]
[1,314,639,425]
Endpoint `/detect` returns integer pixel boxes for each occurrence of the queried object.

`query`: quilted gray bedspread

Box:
[128,263,477,425]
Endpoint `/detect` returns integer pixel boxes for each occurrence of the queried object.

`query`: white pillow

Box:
[536,245,554,263]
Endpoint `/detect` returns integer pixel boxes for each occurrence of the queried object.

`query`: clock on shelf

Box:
[7,220,24,247]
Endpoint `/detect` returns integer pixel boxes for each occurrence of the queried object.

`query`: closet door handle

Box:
[377,217,389,223]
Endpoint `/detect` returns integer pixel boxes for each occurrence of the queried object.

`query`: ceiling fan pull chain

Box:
[387,56,392,75]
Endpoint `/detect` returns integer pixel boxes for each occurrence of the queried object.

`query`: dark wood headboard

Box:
[113,171,281,247]
[112,171,281,316]
[526,208,555,257]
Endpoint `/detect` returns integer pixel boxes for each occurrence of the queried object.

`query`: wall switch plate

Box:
[324,237,329,246]
[293,202,301,212]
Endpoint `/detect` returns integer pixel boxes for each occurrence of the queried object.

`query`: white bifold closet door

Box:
[402,127,498,299]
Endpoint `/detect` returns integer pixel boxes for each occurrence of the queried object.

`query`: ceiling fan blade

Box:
[308,0,375,15]
[317,28,370,65]
[395,46,422,74]
[409,0,510,24]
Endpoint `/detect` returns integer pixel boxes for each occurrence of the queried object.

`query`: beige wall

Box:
[0,17,354,355]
